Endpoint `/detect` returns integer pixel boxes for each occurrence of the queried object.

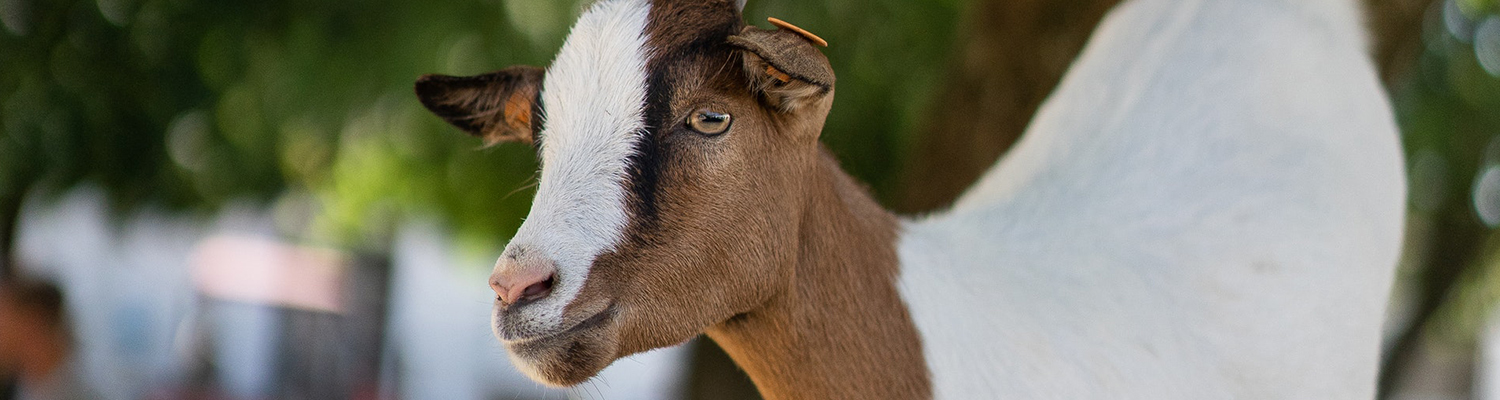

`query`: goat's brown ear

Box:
[728,24,835,112]
[415,66,544,146]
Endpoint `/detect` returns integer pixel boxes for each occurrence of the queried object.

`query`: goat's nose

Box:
[490,251,557,306]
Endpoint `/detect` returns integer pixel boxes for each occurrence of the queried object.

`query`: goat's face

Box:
[415,0,835,386]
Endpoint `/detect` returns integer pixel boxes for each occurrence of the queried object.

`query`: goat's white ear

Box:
[414,66,544,146]
[735,0,746,11]
[728,24,834,113]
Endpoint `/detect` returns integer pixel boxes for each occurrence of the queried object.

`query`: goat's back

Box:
[897,0,1405,398]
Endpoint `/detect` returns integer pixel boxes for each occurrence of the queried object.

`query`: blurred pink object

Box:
[191,235,347,313]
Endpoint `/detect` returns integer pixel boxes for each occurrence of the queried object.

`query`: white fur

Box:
[501,0,652,332]
[898,0,1405,398]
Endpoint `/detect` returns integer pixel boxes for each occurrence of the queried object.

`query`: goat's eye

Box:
[687,110,732,135]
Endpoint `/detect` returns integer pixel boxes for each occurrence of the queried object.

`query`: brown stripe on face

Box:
[622,0,745,231]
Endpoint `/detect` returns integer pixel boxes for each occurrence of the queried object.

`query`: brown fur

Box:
[704,149,931,399]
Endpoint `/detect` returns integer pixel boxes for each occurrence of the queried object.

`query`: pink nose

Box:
[490,250,557,306]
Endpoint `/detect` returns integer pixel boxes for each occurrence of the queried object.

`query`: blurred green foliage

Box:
[7,0,1500,396]
[0,0,961,256]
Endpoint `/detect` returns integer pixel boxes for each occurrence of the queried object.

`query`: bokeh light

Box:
[1476,16,1500,76]
[1475,165,1500,227]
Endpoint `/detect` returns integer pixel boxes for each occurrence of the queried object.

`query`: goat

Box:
[413,0,1406,398]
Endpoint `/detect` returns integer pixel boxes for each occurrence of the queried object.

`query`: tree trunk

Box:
[890,0,1122,213]
[0,189,24,281]
[1366,0,1431,86]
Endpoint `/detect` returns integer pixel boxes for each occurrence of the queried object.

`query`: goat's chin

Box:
[503,322,622,387]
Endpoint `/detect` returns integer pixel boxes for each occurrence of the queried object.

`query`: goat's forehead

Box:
[538,0,652,159]
[538,0,742,153]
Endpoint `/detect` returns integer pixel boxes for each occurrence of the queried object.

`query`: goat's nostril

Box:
[520,276,555,302]
[494,272,555,306]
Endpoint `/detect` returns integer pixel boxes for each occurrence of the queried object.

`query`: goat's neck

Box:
[705,149,931,400]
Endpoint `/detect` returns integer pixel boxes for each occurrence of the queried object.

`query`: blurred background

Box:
[0,0,1495,398]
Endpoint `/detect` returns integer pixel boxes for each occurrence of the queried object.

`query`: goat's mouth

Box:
[501,306,622,387]
[501,305,615,344]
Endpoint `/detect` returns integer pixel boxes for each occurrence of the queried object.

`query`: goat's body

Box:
[898,0,1405,398]
[423,0,1409,395]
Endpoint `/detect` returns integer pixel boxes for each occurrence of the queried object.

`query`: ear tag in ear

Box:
[728,20,836,112]
[765,65,793,83]
[766,17,828,47]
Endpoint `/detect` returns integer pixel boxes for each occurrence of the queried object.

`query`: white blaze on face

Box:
[505,0,652,324]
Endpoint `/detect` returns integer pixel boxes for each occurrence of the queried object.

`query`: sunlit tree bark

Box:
[0,189,23,279]
[891,0,1120,213]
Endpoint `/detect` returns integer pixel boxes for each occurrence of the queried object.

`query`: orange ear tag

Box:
[767,17,828,47]
[765,65,793,83]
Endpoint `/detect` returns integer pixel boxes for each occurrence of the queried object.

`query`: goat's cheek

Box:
[614,303,694,355]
